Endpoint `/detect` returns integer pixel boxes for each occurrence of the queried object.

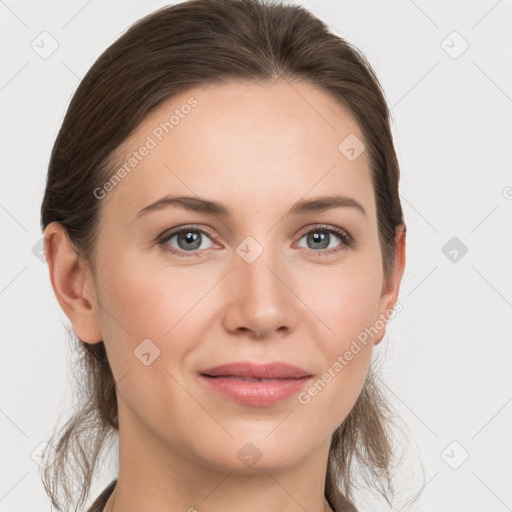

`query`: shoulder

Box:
[86,479,117,512]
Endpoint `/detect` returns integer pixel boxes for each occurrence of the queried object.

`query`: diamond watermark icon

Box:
[442,236,468,263]
[338,134,365,161]
[441,440,469,469]
[134,338,161,366]
[441,31,469,59]
[236,236,263,264]
[32,237,46,262]
[31,31,59,59]
[237,442,262,467]
[31,441,56,469]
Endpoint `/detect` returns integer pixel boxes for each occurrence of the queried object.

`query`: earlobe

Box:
[43,222,103,344]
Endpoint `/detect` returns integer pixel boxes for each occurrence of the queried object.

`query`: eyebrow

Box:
[135,194,367,219]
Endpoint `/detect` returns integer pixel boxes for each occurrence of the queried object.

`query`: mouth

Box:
[203,376,300,382]
[199,361,313,406]
[200,361,312,380]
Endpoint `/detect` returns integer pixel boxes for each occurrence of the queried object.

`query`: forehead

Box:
[105,79,375,221]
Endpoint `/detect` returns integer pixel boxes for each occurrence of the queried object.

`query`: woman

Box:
[39,0,407,510]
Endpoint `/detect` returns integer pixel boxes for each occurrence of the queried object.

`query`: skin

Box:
[44,79,406,512]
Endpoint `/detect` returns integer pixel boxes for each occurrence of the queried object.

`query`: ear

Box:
[373,223,406,346]
[43,222,103,344]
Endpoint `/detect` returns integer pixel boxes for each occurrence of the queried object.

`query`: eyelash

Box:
[158,224,355,258]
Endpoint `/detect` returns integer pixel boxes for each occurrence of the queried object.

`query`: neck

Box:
[107,399,334,512]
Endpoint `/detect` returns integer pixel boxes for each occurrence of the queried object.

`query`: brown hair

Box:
[39,0,407,510]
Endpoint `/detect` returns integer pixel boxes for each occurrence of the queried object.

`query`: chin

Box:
[194,434,313,475]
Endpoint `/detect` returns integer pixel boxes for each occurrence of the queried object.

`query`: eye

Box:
[158,224,355,258]
[159,225,216,257]
[296,225,353,255]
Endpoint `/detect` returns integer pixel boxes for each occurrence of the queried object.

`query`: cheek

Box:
[94,253,207,429]
[95,251,222,383]
[305,255,382,349]
[98,250,208,336]
[294,262,380,428]
[297,287,375,436]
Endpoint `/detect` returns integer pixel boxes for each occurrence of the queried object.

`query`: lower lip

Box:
[200,375,312,406]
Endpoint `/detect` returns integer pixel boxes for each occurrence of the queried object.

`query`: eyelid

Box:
[296,223,352,243]
[157,224,219,247]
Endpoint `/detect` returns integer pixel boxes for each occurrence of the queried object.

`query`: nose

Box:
[221,241,299,340]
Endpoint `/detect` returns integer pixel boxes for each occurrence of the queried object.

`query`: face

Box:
[78,80,404,473]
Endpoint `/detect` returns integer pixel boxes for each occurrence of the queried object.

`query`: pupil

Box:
[179,231,201,250]
[309,231,328,249]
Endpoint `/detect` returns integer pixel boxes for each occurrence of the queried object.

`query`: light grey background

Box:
[1,1,511,510]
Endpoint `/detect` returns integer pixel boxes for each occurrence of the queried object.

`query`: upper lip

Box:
[201,361,312,379]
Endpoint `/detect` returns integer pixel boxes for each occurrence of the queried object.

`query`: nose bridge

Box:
[234,231,286,298]
[224,229,297,335]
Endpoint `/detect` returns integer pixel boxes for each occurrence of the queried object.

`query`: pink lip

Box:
[199,361,313,406]
[201,361,311,379]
